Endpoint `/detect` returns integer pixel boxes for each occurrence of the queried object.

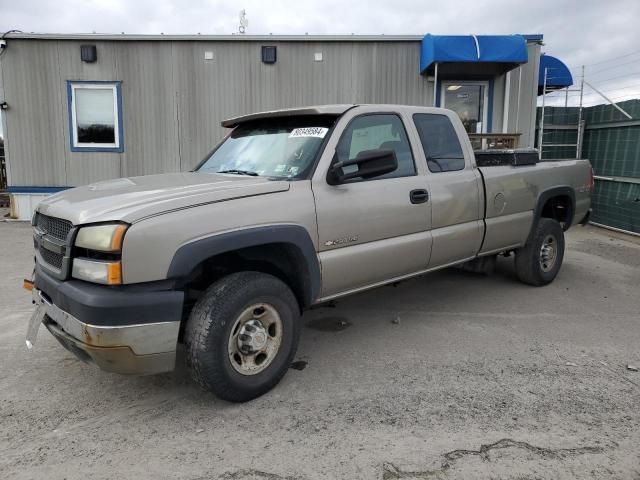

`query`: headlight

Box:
[72,258,122,285]
[73,223,128,285]
[75,223,128,252]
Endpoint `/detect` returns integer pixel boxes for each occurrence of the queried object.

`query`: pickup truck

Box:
[26,104,593,402]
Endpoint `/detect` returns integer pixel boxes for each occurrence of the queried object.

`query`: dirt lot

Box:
[1,220,639,479]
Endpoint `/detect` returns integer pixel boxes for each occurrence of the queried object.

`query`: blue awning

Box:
[420,34,529,74]
[538,54,573,94]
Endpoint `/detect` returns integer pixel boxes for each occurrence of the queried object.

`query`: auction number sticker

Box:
[289,127,328,138]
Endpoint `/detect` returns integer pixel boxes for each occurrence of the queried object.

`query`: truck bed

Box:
[476,150,592,255]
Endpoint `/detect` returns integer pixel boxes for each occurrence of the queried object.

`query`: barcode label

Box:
[289,127,328,138]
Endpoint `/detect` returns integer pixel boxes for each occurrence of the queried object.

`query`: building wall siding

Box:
[504,42,541,147]
[0,38,539,187]
[2,40,69,186]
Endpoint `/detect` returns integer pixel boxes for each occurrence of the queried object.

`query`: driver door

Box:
[312,111,432,299]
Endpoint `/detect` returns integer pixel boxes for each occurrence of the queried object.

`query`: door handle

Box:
[410,189,429,204]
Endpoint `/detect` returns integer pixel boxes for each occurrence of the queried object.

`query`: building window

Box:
[67,81,123,152]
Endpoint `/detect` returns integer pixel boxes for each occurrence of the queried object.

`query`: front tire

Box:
[184,272,301,402]
[515,218,565,286]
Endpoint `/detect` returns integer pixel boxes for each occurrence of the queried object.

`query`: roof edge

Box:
[3,32,425,42]
[4,32,545,43]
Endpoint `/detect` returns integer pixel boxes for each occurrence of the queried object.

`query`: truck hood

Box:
[37,172,291,225]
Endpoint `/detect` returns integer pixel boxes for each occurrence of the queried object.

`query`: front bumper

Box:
[33,265,183,375]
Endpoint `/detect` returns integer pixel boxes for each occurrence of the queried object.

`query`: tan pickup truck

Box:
[26,104,593,402]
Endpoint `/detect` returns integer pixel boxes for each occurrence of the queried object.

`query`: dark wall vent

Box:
[261,46,277,64]
[80,45,97,63]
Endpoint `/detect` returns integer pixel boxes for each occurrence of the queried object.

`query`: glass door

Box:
[440,82,489,134]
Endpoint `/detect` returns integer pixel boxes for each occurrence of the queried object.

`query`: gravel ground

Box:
[0,221,639,479]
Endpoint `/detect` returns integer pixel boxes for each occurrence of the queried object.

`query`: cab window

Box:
[334,114,416,181]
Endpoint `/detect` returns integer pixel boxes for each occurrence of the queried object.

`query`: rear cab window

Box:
[413,114,466,173]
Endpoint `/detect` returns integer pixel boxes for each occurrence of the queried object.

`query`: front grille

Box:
[34,213,73,276]
[39,245,64,270]
[36,213,73,242]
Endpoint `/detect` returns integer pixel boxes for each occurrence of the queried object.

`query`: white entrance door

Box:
[440,81,489,134]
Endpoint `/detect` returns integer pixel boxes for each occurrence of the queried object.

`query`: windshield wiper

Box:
[217,169,260,176]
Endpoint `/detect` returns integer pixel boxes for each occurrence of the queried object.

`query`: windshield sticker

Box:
[288,166,299,175]
[274,164,286,173]
[289,127,328,139]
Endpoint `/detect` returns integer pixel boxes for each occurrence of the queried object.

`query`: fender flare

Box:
[167,224,320,307]
[527,186,576,242]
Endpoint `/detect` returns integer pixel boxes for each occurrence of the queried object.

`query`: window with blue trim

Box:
[67,81,123,152]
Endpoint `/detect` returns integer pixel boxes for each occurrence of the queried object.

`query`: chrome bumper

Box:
[34,288,180,375]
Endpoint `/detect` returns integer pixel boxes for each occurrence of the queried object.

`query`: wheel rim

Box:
[227,303,283,376]
[539,234,558,272]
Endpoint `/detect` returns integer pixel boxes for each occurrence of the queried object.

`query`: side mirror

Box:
[328,149,398,185]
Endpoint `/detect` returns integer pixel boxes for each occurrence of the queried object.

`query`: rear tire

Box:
[515,218,565,286]
[184,272,301,402]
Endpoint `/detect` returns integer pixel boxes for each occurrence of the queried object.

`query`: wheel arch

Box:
[168,225,320,310]
[527,186,576,242]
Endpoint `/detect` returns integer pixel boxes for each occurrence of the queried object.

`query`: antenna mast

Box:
[238,10,248,34]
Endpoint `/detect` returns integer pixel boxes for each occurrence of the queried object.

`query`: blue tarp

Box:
[420,34,529,73]
[538,54,573,93]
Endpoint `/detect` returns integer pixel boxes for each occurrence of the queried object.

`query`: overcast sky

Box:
[2,0,640,137]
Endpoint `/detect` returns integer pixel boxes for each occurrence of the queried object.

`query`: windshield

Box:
[197,116,337,179]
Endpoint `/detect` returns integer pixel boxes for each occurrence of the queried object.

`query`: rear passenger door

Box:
[312,111,432,299]
[412,113,484,268]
